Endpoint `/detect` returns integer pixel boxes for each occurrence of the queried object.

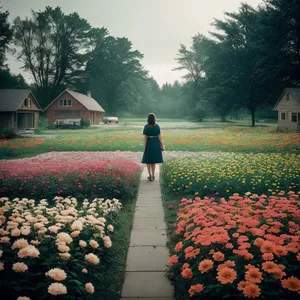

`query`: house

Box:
[273,88,300,133]
[44,89,105,125]
[0,89,42,129]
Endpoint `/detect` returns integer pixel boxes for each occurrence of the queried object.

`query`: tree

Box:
[85,34,148,114]
[12,6,91,107]
[0,6,12,67]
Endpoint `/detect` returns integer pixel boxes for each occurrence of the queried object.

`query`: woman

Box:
[142,113,165,181]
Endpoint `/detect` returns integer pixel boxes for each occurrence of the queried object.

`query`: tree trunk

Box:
[251,106,255,127]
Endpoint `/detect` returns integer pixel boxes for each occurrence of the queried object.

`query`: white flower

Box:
[46,268,67,281]
[48,282,67,295]
[85,253,100,265]
[85,282,95,294]
[13,262,28,272]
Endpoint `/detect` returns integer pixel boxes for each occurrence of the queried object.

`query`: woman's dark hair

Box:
[147,113,156,126]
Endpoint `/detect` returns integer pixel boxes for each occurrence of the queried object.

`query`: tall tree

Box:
[12,6,91,107]
[0,6,12,67]
[86,34,148,114]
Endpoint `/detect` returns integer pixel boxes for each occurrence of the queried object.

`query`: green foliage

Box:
[0,6,12,66]
[80,119,90,128]
[0,126,17,139]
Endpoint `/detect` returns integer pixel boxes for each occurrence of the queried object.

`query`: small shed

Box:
[0,89,42,129]
[44,89,105,125]
[273,88,300,133]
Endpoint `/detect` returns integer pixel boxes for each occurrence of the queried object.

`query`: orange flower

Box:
[281,276,300,292]
[262,253,274,260]
[245,267,263,283]
[261,261,278,273]
[243,283,261,298]
[174,241,183,252]
[168,255,178,266]
[260,241,275,253]
[198,259,214,274]
[213,251,225,262]
[225,243,234,249]
[217,267,237,284]
[237,281,248,291]
[182,263,190,269]
[188,284,204,296]
[181,268,193,279]
[274,245,288,257]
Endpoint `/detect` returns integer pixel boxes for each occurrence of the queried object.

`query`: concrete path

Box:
[121,166,174,300]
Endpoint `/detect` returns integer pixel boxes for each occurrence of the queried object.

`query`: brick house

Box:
[44,89,105,125]
[0,89,42,129]
[273,88,300,132]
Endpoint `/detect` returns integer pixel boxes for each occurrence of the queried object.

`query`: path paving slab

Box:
[122,272,174,298]
[133,217,166,230]
[126,246,169,271]
[134,206,164,218]
[130,229,167,246]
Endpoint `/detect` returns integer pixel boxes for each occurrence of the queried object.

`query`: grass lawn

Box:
[1,120,299,159]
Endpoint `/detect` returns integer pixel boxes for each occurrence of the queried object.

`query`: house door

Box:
[91,112,95,125]
[17,113,34,129]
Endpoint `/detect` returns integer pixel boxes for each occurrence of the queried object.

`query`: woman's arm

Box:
[144,135,148,150]
[158,134,165,151]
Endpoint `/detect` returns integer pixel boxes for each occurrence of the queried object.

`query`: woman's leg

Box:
[146,164,151,179]
[151,164,156,180]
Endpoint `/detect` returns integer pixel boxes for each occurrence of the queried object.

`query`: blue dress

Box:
[141,124,163,164]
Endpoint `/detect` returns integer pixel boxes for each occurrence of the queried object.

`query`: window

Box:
[291,113,297,122]
[281,112,286,120]
[58,99,72,106]
[24,98,31,107]
[286,93,289,101]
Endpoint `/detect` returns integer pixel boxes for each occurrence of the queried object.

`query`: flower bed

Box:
[163,154,300,197]
[0,196,122,299]
[0,159,141,202]
[168,192,300,299]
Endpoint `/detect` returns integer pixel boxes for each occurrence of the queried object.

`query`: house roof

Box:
[273,88,300,110]
[44,89,105,112]
[0,89,41,111]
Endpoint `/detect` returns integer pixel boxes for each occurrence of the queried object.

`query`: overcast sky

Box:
[2,0,262,86]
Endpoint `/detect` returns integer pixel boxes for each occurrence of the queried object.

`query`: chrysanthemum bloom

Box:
[13,262,28,272]
[262,253,274,260]
[281,276,300,292]
[85,282,95,294]
[46,268,67,281]
[11,228,21,237]
[243,283,261,298]
[274,245,288,257]
[57,245,70,252]
[198,259,214,274]
[174,241,183,252]
[56,232,73,244]
[48,282,67,296]
[79,240,87,247]
[107,225,114,232]
[82,268,88,273]
[0,262,4,271]
[217,267,237,284]
[71,231,80,238]
[188,283,204,296]
[213,251,225,261]
[71,220,83,231]
[181,268,193,279]
[48,225,60,233]
[245,267,263,283]
[168,255,178,266]
[260,241,275,253]
[89,240,99,249]
[261,261,278,273]
[59,252,71,260]
[225,243,234,249]
[12,238,29,250]
[103,236,112,248]
[85,253,100,265]
[18,245,40,258]
[17,297,31,300]
[182,263,190,269]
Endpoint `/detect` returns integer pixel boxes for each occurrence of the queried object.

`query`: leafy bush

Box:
[163,154,300,198]
[168,192,300,299]
[0,196,121,299]
[0,148,21,159]
[0,127,17,139]
[80,119,90,128]
[0,159,141,203]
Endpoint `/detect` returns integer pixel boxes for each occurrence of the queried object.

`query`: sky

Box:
[2,0,263,86]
